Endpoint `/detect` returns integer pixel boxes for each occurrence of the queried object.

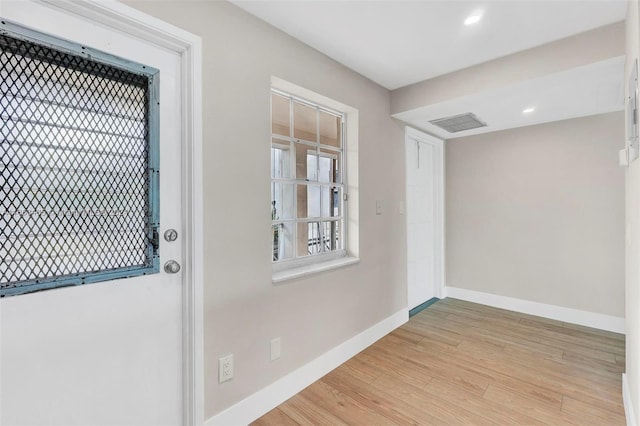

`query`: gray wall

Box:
[446,112,625,317]
[125,0,406,418]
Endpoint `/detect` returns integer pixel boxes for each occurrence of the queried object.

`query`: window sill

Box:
[272,256,360,284]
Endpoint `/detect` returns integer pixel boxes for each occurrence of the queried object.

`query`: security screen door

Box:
[0,2,185,425]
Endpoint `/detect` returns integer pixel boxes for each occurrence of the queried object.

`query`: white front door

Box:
[0,2,184,425]
[406,128,444,310]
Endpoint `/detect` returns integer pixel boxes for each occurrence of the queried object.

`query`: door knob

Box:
[164,260,181,274]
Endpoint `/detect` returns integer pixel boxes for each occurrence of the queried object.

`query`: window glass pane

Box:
[271,93,290,137]
[294,142,316,181]
[293,101,317,142]
[322,220,342,251]
[297,184,320,219]
[271,144,291,179]
[272,222,294,261]
[306,150,318,181]
[307,185,321,218]
[320,111,341,147]
[321,186,341,218]
[318,149,340,183]
[297,221,323,256]
[271,183,294,220]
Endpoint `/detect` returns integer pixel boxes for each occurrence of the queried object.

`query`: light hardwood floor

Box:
[252,298,625,425]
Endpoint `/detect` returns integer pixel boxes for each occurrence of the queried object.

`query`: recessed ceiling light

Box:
[464,14,482,26]
[522,107,535,114]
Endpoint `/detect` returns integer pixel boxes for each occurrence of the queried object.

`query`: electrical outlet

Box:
[218,354,233,383]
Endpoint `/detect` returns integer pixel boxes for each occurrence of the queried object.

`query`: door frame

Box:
[14,1,205,424]
[405,126,445,301]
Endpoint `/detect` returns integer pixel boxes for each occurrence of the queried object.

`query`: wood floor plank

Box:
[371,342,492,396]
[412,313,622,392]
[369,373,496,426]
[356,347,434,389]
[300,380,394,425]
[423,378,547,425]
[519,317,625,351]
[561,320,626,341]
[412,331,624,414]
[407,336,569,407]
[322,369,444,425]
[390,326,425,344]
[483,384,581,426]
[424,311,566,359]
[251,407,298,426]
[251,299,625,425]
[279,394,348,426]
[339,356,381,385]
[562,395,626,425]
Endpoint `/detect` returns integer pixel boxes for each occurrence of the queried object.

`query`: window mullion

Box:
[315,106,324,253]
[288,96,298,260]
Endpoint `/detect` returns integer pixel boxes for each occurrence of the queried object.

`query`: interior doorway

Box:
[405,127,444,310]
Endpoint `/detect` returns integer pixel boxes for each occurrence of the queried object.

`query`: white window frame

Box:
[271,89,347,268]
[271,79,359,282]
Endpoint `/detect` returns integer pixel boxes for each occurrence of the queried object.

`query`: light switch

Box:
[620,148,629,167]
[376,200,383,215]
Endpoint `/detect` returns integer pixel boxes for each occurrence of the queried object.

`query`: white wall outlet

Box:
[218,354,233,383]
[270,337,281,361]
[376,200,383,215]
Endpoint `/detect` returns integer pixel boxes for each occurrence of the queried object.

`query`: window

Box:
[271,90,346,269]
[0,22,159,297]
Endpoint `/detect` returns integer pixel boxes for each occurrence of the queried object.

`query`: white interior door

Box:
[406,128,444,310]
[0,2,184,425]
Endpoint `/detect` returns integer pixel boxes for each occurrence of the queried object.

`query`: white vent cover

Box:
[429,113,487,133]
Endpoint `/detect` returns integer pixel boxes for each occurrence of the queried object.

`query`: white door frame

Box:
[405,126,445,301]
[15,1,205,424]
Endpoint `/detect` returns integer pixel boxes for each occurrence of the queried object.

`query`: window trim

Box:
[272,255,360,283]
[270,78,360,281]
[271,89,347,271]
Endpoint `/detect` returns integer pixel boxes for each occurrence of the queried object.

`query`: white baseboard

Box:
[205,308,409,425]
[446,287,625,334]
[624,373,637,426]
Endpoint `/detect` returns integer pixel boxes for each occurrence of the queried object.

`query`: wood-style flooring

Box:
[253,298,626,425]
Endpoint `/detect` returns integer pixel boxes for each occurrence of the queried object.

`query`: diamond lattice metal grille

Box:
[0,30,158,296]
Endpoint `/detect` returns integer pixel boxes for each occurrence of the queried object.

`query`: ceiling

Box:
[394,56,625,139]
[233,0,628,138]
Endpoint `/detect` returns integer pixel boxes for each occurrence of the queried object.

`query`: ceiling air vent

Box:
[429,113,487,133]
